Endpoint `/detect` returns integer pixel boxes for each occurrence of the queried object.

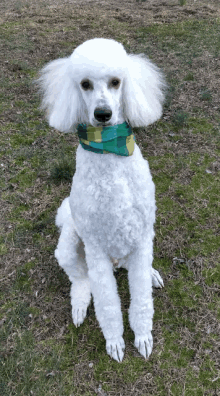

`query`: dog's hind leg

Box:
[118,258,164,289]
[55,197,91,327]
[151,268,164,288]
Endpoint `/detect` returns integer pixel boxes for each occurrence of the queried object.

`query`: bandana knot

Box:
[77,122,135,156]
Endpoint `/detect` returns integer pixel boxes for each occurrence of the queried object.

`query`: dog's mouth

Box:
[94,121,112,127]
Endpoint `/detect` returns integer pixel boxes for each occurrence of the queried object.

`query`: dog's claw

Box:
[135,332,153,359]
[152,268,164,288]
[106,337,125,362]
[72,307,87,327]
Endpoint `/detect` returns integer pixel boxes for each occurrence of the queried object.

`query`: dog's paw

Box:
[72,307,87,327]
[106,337,125,362]
[151,268,164,288]
[134,332,153,359]
[71,281,91,327]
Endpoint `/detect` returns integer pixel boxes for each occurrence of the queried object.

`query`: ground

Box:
[0,1,220,395]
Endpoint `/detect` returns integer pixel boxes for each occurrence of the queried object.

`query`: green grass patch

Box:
[167,278,202,309]
[203,263,220,286]
[13,261,35,292]
[9,167,37,188]
[49,156,76,185]
[136,19,220,57]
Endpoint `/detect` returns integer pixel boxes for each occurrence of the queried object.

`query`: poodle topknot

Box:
[37,38,165,362]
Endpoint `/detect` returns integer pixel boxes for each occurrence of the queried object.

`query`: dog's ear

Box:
[36,57,85,132]
[123,54,166,127]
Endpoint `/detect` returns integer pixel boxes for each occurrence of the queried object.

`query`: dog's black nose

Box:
[94,107,112,123]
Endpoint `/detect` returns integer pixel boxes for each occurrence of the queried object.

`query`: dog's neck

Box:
[77,122,135,156]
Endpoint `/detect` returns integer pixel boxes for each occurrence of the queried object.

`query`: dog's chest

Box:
[70,146,155,257]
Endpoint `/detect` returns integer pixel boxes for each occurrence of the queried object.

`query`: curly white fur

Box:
[37,38,165,362]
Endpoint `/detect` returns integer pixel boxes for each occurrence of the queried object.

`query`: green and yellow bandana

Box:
[77,122,135,156]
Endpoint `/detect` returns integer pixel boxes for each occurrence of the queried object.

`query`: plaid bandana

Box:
[77,122,135,156]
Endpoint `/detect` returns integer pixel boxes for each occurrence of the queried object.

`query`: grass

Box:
[0,0,220,395]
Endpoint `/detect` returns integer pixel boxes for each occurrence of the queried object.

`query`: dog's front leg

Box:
[127,239,154,359]
[84,243,125,362]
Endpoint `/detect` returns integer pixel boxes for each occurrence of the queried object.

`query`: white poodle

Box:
[37,38,165,362]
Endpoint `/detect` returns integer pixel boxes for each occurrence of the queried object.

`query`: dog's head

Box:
[37,38,165,132]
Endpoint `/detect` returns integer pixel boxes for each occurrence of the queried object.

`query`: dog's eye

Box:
[110,78,120,88]
[81,80,92,90]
